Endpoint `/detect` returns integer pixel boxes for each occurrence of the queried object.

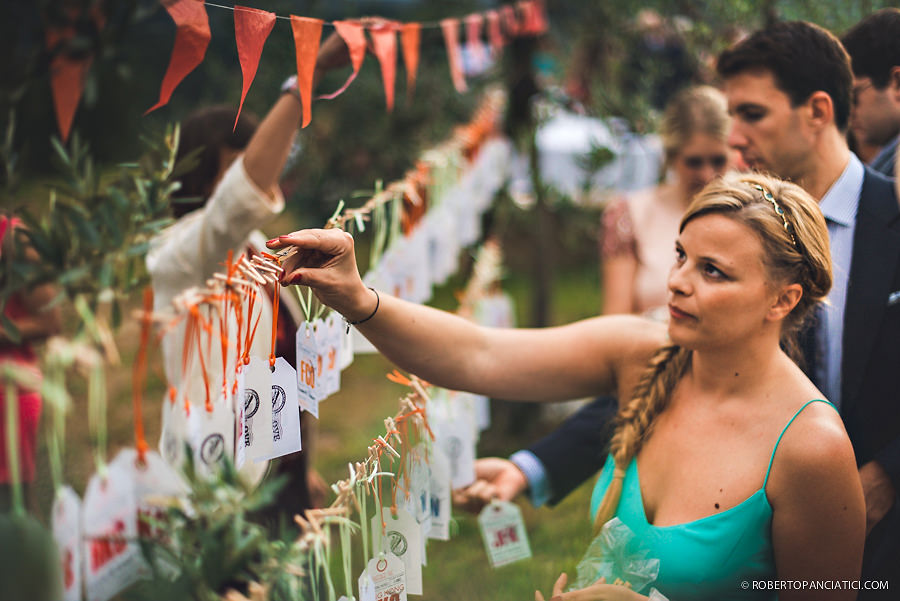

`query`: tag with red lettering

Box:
[296,322,321,416]
[258,357,302,460]
[427,445,452,541]
[477,500,532,568]
[242,357,274,462]
[82,458,143,601]
[52,486,82,601]
[372,507,422,595]
[233,367,247,468]
[324,313,343,395]
[159,395,188,470]
[187,397,235,478]
[366,552,407,601]
[131,450,187,579]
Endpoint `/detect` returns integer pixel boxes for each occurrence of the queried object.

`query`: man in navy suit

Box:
[463,21,900,594]
[842,8,900,177]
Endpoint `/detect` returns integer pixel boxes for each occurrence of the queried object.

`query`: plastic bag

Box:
[570,518,661,594]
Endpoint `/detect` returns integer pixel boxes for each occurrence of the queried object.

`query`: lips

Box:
[668,304,695,320]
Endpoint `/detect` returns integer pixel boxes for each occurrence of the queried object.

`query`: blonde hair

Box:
[660,86,729,170]
[593,172,833,533]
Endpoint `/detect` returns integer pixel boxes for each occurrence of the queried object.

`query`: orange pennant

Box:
[464,14,486,67]
[289,15,323,128]
[440,18,467,94]
[45,28,92,143]
[233,6,276,130]
[318,20,366,100]
[519,0,549,36]
[370,22,398,112]
[532,0,550,35]
[400,23,421,102]
[146,0,211,114]
[501,5,519,37]
[485,10,504,57]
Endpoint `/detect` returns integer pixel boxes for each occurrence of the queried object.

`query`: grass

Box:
[29,207,605,600]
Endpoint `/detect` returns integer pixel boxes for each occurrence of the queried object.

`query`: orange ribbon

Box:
[132,289,153,463]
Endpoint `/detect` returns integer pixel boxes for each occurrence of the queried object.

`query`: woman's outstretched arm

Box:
[271,228,665,402]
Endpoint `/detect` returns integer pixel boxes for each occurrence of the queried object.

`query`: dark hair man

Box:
[841,8,900,176]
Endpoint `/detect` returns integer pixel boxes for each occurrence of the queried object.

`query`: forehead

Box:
[723,69,792,111]
[679,213,767,270]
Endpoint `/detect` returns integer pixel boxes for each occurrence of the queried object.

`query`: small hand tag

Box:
[52,486,82,601]
[257,357,302,460]
[296,322,321,416]
[478,500,532,568]
[365,553,407,601]
[427,445,452,541]
[371,508,422,595]
[241,358,274,462]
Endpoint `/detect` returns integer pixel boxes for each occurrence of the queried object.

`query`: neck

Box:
[687,332,784,399]
[795,128,851,201]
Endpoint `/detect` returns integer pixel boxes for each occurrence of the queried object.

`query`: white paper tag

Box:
[478,500,532,568]
[339,312,355,370]
[427,445,452,541]
[324,313,343,395]
[399,451,431,567]
[82,457,143,601]
[159,397,188,471]
[52,485,82,601]
[366,553,407,601]
[372,508,422,595]
[233,367,247,468]
[258,357,302,460]
[296,322,321,416]
[242,357,274,461]
[314,319,334,401]
[187,399,235,478]
[130,450,186,580]
[435,415,476,489]
[358,569,377,601]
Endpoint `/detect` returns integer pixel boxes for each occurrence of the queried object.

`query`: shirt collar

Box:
[818,153,864,227]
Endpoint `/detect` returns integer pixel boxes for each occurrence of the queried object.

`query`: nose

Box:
[727,123,747,151]
[668,261,692,297]
[699,163,718,184]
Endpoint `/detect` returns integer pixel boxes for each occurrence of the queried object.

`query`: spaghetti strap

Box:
[763,399,837,490]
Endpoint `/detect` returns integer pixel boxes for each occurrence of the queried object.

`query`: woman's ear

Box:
[768,283,803,321]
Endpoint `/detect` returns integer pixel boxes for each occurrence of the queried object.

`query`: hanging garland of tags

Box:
[44,90,529,601]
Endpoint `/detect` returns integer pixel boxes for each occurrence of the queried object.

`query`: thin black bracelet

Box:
[345,287,379,333]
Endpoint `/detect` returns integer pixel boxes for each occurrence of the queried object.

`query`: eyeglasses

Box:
[681,155,728,170]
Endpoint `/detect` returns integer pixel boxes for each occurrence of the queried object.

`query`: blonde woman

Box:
[602,85,732,318]
[270,173,864,600]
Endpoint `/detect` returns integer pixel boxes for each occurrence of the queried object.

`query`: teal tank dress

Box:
[589,399,834,600]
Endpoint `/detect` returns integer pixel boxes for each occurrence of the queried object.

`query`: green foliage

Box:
[127,454,316,601]
[0,512,63,601]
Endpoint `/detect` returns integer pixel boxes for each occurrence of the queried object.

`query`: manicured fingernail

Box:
[266,238,278,245]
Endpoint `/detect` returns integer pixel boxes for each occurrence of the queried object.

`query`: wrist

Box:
[344,286,379,325]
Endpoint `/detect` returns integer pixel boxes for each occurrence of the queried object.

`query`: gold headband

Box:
[749,183,799,248]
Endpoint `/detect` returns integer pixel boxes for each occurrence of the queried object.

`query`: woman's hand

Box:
[267,228,375,321]
[535,573,649,601]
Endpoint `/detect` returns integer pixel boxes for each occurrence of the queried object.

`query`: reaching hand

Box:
[267,229,374,321]
[452,457,529,513]
[535,574,649,601]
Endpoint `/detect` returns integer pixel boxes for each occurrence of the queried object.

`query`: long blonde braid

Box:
[592,344,692,534]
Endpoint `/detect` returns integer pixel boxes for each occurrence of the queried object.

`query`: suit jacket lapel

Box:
[842,172,900,413]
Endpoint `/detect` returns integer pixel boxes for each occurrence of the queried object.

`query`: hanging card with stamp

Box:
[364,553,406,601]
[233,367,247,468]
[242,357,274,462]
[159,395,188,470]
[187,398,235,478]
[478,500,532,568]
[259,357,302,460]
[296,322,321,416]
[427,445,452,541]
[372,507,422,595]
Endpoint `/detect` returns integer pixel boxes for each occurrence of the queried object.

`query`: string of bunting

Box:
[45,0,548,141]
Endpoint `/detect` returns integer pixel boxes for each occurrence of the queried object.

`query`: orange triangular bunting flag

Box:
[465,14,486,67]
[318,20,366,100]
[485,10,504,57]
[233,6,276,130]
[370,22,397,112]
[289,15,323,128]
[46,27,92,143]
[146,0,211,114]
[400,22,421,102]
[440,18,467,93]
[501,5,519,37]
